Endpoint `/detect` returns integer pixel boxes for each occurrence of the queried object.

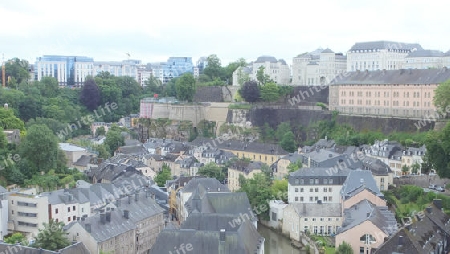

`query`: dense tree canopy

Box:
[433,80,450,115]
[197,162,225,182]
[80,78,101,111]
[155,165,171,187]
[424,122,450,178]
[175,73,196,102]
[0,58,30,86]
[240,81,260,103]
[33,219,71,251]
[260,82,280,102]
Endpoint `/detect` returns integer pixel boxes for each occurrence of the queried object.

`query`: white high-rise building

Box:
[402,50,444,69]
[35,55,94,86]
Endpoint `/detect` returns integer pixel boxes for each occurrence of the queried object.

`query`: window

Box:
[312,218,316,221]
[304,218,308,221]
[82,208,84,213]
[315,196,318,201]
[68,217,71,222]
[295,197,298,201]
[329,188,332,192]
[329,196,333,202]
[328,218,332,221]
[300,179,304,184]
[300,197,304,202]
[324,196,328,201]
[73,215,76,221]
[300,188,304,192]
[329,179,333,184]
[55,208,58,214]
[315,179,319,184]
[324,187,327,192]
[315,188,319,192]
[320,218,324,221]
[309,179,314,184]
[295,188,299,192]
[309,197,313,202]
[295,179,299,184]
[323,179,328,184]
[73,206,76,211]
[310,188,313,192]
[68,207,71,212]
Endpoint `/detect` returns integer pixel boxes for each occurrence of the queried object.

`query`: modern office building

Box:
[35,55,94,86]
[93,59,141,81]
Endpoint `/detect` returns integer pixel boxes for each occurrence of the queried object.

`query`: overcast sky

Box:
[1,0,449,66]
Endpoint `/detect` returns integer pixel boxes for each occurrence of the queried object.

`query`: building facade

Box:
[347,41,423,71]
[329,68,450,119]
[403,50,444,69]
[251,56,290,85]
[292,48,347,86]
[35,55,94,86]
[93,59,141,81]
[0,186,7,240]
[228,161,263,192]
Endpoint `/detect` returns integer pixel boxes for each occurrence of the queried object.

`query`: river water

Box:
[258,223,306,254]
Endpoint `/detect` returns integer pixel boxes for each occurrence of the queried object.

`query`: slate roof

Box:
[73,155,93,167]
[280,152,303,163]
[181,178,229,193]
[349,41,423,51]
[229,161,263,175]
[290,167,350,178]
[0,242,90,254]
[338,199,397,235]
[374,201,450,254]
[341,169,383,199]
[289,203,342,217]
[255,56,278,63]
[406,49,444,58]
[301,149,340,163]
[0,185,6,193]
[88,155,145,183]
[359,157,392,176]
[65,189,164,243]
[321,48,334,53]
[444,50,450,57]
[181,213,251,231]
[116,145,149,156]
[59,143,86,152]
[330,68,450,85]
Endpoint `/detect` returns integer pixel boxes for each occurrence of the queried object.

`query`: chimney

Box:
[106,211,111,222]
[85,223,91,233]
[426,207,432,214]
[398,236,404,246]
[135,192,139,202]
[100,213,106,224]
[220,229,226,242]
[433,199,443,210]
[128,195,131,204]
[124,210,129,219]
[366,212,370,217]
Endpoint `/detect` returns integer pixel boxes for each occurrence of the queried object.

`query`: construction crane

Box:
[2,54,5,88]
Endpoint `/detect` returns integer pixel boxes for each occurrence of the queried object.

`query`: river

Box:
[258,223,306,254]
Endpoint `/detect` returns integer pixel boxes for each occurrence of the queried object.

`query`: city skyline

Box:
[1,0,450,66]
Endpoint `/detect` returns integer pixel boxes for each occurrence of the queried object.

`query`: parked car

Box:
[429,184,436,189]
[436,186,445,192]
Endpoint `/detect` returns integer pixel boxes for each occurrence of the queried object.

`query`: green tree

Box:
[238,173,272,220]
[33,219,71,251]
[260,82,280,102]
[175,73,196,102]
[287,160,302,173]
[433,79,450,115]
[198,162,225,182]
[240,81,260,103]
[93,144,110,159]
[275,122,291,141]
[0,58,30,85]
[203,54,224,80]
[0,107,25,131]
[401,165,410,175]
[256,66,272,85]
[280,131,297,152]
[335,241,353,254]
[411,163,420,174]
[80,78,101,111]
[424,123,450,178]
[260,123,275,142]
[271,179,288,202]
[4,232,27,245]
[155,165,172,187]
[38,77,60,98]
[104,126,125,154]
[19,96,42,122]
[224,58,247,84]
[95,126,106,137]
[19,124,60,173]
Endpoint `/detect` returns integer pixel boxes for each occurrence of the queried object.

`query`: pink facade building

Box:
[329,68,450,118]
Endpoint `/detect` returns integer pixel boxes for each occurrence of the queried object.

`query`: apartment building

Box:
[292,48,347,86]
[228,161,263,192]
[251,56,290,85]
[340,170,387,209]
[0,186,8,240]
[8,189,49,238]
[329,68,450,118]
[347,40,423,71]
[44,189,91,225]
[362,140,404,176]
[282,203,342,241]
[336,199,398,254]
[287,167,350,204]
[35,55,94,86]
[65,190,164,254]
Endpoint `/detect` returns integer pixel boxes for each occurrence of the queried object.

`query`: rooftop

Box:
[59,143,86,152]
[349,41,423,51]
